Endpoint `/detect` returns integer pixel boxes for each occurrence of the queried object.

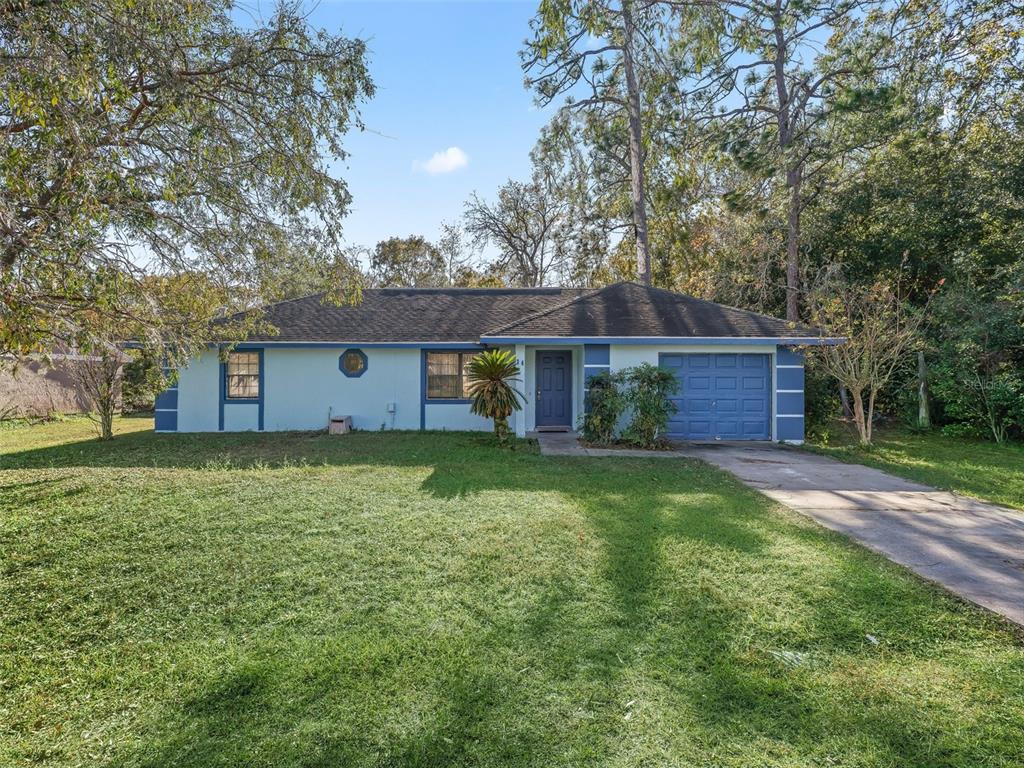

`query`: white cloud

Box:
[415,146,469,175]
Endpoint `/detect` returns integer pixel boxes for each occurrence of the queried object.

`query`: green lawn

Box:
[806,426,1024,511]
[2,418,1023,767]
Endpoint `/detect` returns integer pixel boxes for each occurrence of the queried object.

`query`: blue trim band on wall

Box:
[776,415,804,440]
[154,388,178,410]
[154,410,178,432]
[776,391,805,415]
[775,345,805,442]
[218,357,225,431]
[154,357,179,432]
[583,344,610,365]
[483,336,841,346]
[419,350,426,430]
[776,346,805,365]
[581,344,610,414]
[776,367,805,390]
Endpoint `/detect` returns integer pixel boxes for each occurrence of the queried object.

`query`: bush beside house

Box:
[581,364,677,449]
[580,371,626,446]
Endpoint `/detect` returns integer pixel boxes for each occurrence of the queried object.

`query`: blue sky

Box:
[304,1,552,253]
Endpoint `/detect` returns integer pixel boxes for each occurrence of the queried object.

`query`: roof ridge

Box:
[482,283,611,336]
[622,281,812,332]
[374,286,571,293]
[257,291,328,310]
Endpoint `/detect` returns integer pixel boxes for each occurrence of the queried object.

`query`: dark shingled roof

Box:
[482,282,820,339]
[234,287,589,343]
[231,282,821,343]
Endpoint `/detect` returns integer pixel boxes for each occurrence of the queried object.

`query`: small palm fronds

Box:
[466,349,526,445]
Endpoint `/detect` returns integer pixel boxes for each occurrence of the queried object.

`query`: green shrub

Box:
[121,351,167,413]
[929,286,1024,443]
[581,371,626,445]
[620,363,678,449]
[940,422,988,440]
[804,355,841,438]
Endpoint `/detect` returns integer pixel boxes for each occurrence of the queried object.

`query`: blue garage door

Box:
[661,353,771,441]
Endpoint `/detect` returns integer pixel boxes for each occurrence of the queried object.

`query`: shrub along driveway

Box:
[2,418,1023,767]
[685,443,1024,627]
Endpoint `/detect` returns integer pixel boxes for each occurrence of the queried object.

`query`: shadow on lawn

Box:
[1,429,537,471]
[112,489,771,768]
[111,488,978,767]
[119,510,982,762]
[6,431,1015,766]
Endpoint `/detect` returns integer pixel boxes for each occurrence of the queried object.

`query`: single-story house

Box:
[156,282,837,443]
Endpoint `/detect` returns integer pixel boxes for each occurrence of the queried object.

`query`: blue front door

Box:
[661,353,771,440]
[536,351,572,427]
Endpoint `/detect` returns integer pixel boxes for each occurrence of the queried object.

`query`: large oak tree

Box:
[1,0,372,360]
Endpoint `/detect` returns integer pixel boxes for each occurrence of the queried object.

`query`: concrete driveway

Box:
[682,443,1024,627]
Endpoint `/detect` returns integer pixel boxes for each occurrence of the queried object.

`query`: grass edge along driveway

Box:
[805,426,1024,512]
[2,418,1023,767]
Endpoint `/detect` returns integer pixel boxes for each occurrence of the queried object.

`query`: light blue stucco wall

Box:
[172,346,497,433]
[423,403,492,431]
[223,402,259,431]
[583,344,611,415]
[169,342,808,438]
[608,342,778,370]
[175,351,220,432]
[262,347,420,431]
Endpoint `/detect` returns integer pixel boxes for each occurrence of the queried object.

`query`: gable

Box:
[481,283,821,340]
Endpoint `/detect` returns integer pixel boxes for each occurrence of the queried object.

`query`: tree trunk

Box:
[97,374,116,440]
[620,1,651,285]
[917,351,930,429]
[494,415,510,447]
[839,384,853,420]
[866,387,876,445]
[976,373,1004,443]
[99,403,114,440]
[785,166,802,321]
[851,388,868,445]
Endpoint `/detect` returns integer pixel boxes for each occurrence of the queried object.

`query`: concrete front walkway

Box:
[534,433,1024,626]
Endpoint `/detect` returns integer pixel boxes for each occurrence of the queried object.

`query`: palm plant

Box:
[466,349,526,446]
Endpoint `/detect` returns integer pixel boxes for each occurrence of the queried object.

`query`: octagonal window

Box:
[339,348,367,378]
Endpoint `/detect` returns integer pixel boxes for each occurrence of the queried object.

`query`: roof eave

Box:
[478,335,845,346]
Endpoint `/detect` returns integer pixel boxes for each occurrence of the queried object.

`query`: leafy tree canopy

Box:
[369,236,446,288]
[0,0,373,360]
